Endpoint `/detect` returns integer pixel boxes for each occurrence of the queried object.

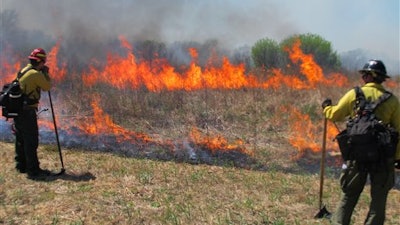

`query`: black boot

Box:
[27,168,52,180]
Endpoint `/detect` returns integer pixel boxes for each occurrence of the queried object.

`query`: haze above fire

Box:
[1,0,399,73]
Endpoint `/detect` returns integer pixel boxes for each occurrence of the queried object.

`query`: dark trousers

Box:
[14,108,40,174]
[332,159,395,225]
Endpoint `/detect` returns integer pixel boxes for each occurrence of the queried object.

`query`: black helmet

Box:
[358,59,390,78]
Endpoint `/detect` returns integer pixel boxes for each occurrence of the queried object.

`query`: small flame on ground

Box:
[287,106,339,158]
[189,127,251,156]
[36,95,249,156]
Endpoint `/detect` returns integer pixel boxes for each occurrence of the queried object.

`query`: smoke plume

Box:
[1,0,295,49]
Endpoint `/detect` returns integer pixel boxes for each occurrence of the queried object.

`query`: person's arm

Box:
[323,89,355,122]
[36,68,52,91]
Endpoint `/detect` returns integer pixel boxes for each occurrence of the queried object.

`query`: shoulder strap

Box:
[16,67,33,80]
[369,91,392,111]
[353,86,366,112]
[14,67,35,98]
[354,86,392,112]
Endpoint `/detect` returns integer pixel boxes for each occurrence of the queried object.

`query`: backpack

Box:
[335,86,399,164]
[0,68,32,119]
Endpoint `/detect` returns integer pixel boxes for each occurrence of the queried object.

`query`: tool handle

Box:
[318,117,328,209]
[48,91,64,169]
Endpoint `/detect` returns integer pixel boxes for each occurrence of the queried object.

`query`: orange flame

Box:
[7,37,395,158]
[385,79,399,89]
[287,106,339,157]
[77,97,154,143]
[0,42,66,85]
[189,127,250,155]
[0,48,21,85]
[82,37,260,92]
[82,37,350,93]
[263,40,348,89]
[282,39,346,156]
[0,61,21,85]
[46,40,67,83]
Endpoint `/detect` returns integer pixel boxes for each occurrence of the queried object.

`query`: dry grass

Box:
[1,142,399,225]
[1,77,400,225]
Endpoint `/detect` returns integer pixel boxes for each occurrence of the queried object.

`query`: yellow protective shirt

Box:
[323,83,400,160]
[18,64,51,108]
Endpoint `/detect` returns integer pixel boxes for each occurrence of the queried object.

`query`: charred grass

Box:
[1,78,400,224]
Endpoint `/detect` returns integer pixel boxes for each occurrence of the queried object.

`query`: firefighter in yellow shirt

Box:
[322,60,400,225]
[14,48,52,180]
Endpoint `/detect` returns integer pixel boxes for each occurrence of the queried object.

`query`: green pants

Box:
[331,160,395,225]
[14,108,40,174]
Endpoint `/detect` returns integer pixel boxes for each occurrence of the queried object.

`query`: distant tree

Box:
[280,33,341,72]
[251,38,283,69]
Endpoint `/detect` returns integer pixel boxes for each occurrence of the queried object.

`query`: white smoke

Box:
[1,0,398,72]
[0,0,295,49]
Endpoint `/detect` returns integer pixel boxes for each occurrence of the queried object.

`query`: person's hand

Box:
[395,160,400,169]
[321,98,332,109]
[41,65,49,74]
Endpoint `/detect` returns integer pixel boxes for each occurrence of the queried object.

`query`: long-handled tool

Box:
[48,91,65,175]
[314,117,331,219]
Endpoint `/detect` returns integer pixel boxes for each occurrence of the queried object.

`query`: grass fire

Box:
[0,38,399,224]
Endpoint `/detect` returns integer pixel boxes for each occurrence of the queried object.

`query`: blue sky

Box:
[1,0,399,70]
[276,0,399,58]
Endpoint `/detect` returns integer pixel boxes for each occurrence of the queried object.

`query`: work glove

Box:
[321,98,332,109]
[395,160,400,169]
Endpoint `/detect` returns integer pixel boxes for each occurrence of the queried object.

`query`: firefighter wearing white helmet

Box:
[322,59,400,225]
[14,48,52,180]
